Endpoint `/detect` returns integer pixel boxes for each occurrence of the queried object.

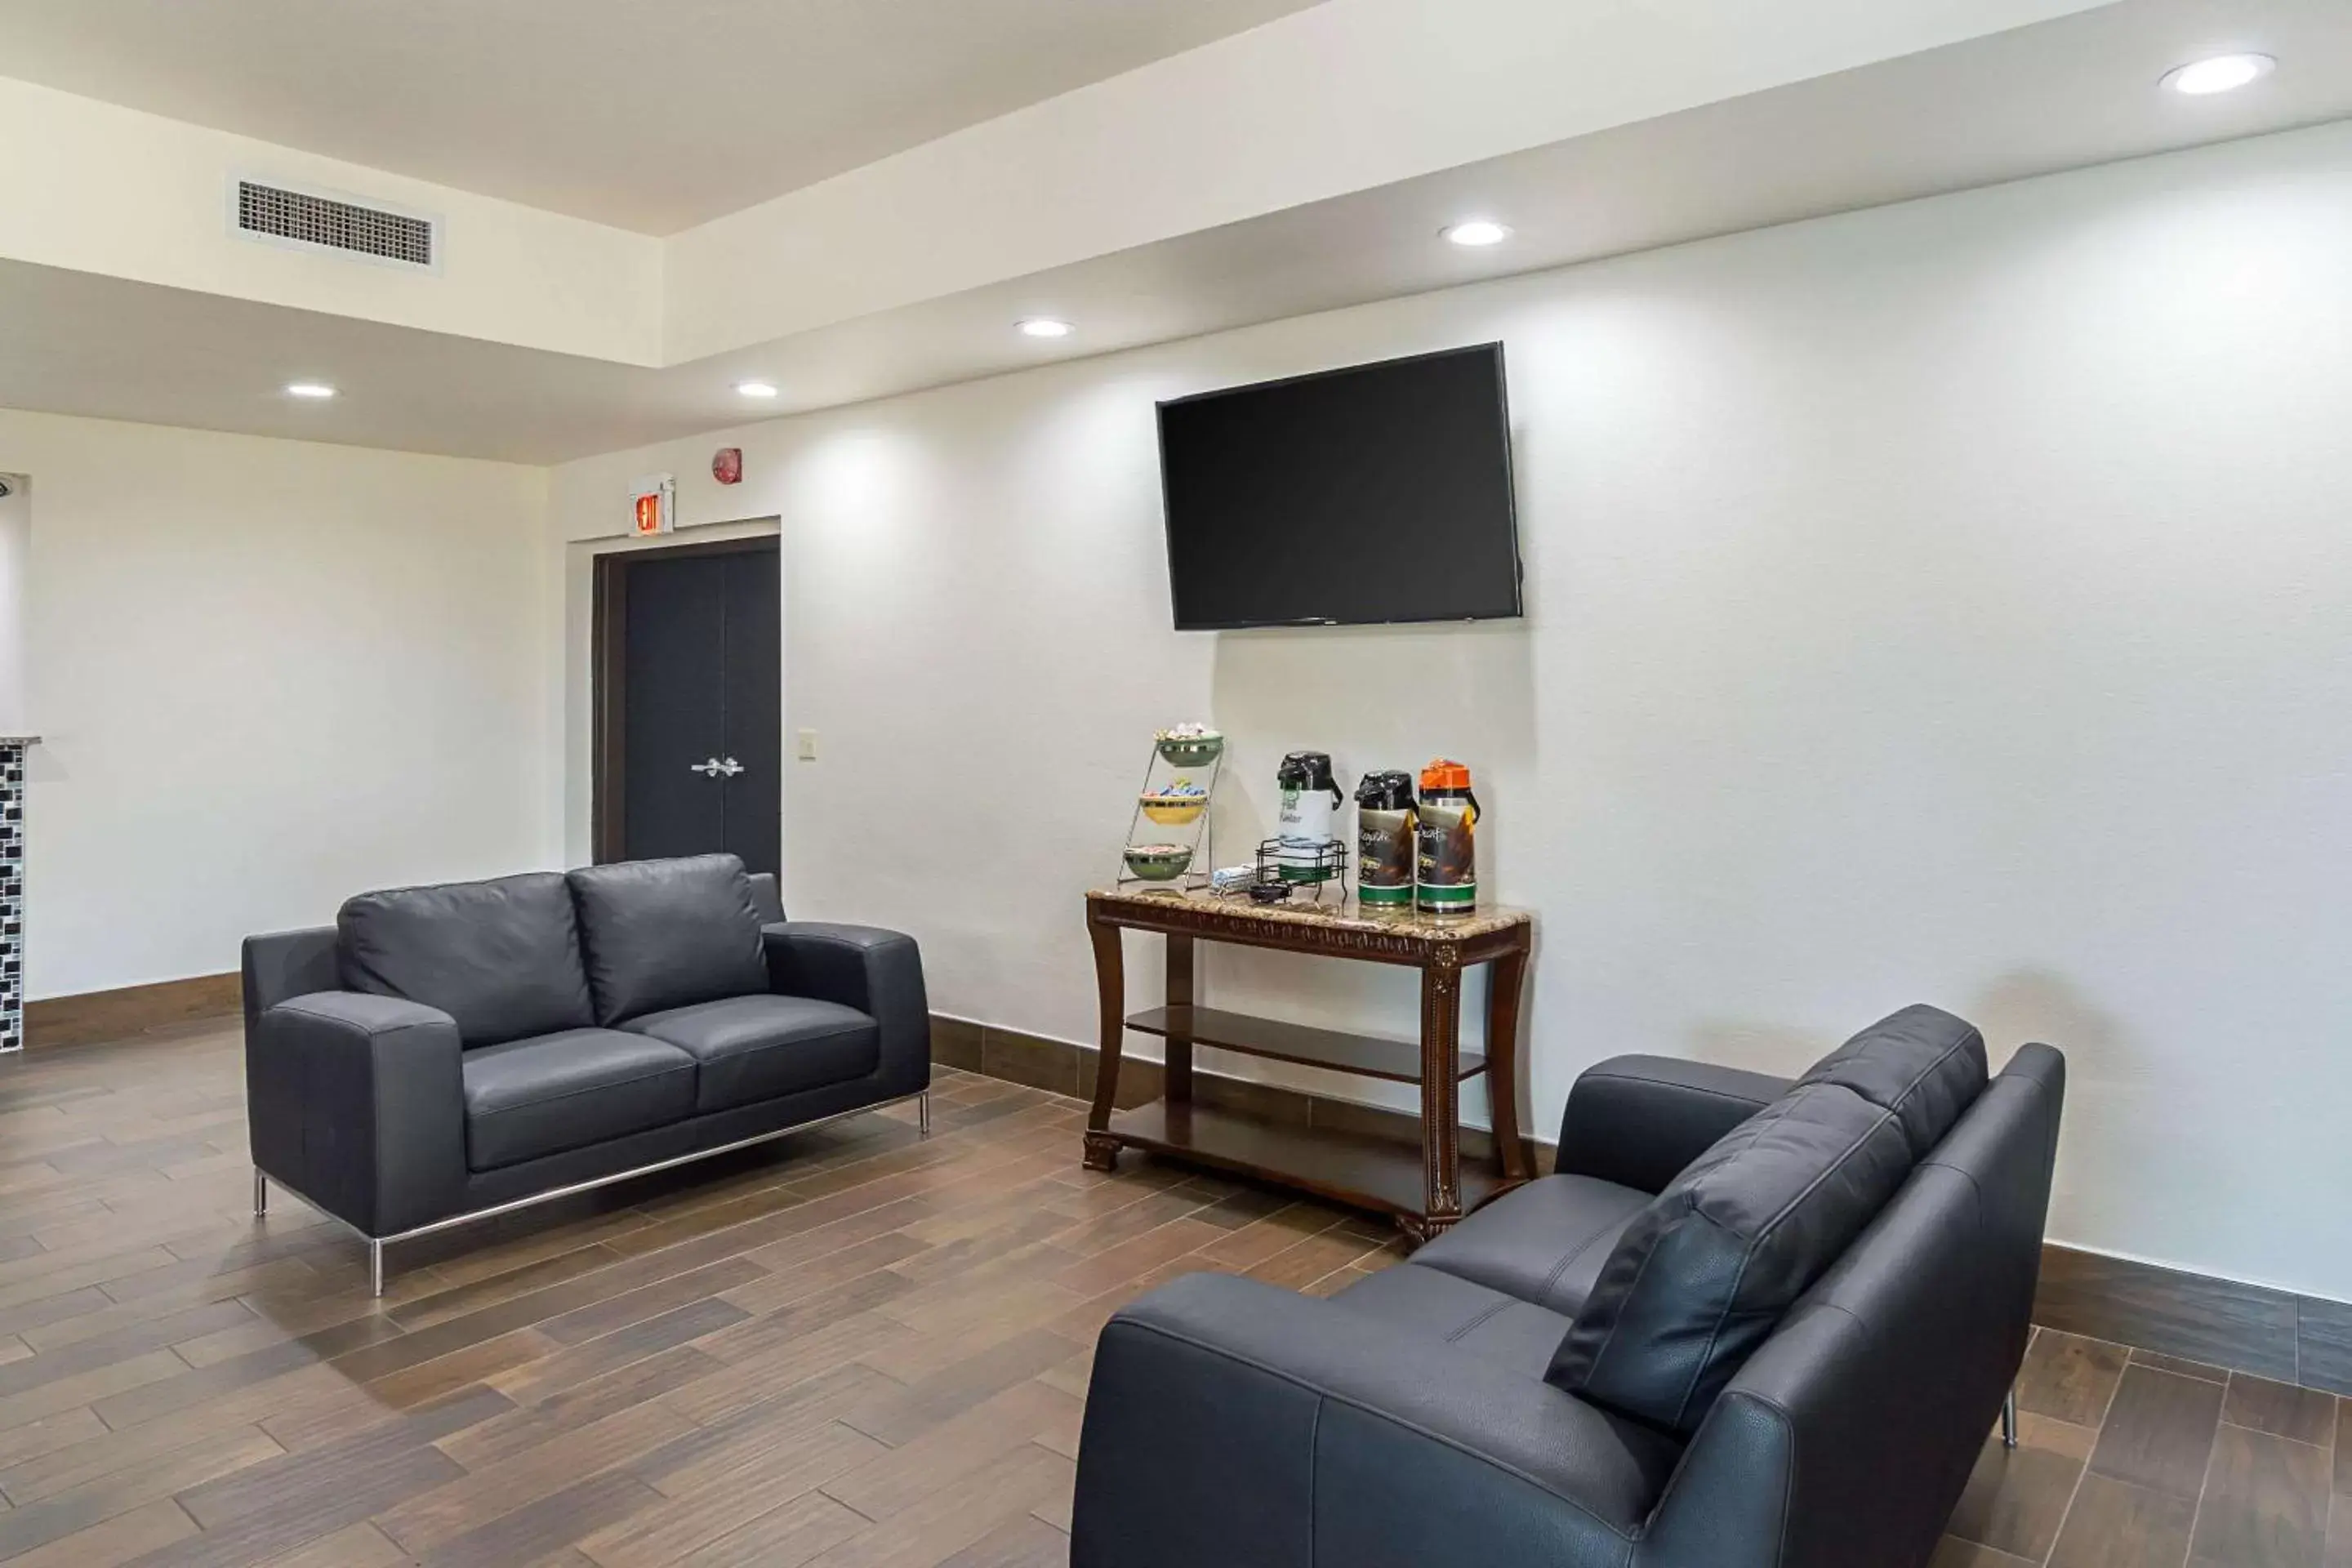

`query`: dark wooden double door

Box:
[595,538,781,878]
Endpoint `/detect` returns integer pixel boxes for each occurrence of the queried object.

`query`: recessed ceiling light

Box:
[2162,52,2275,96]
[1017,317,1074,339]
[1443,220,1512,247]
[736,381,779,399]
[284,381,336,399]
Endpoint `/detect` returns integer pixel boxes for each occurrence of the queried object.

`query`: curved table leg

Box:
[1162,934,1195,1104]
[1486,945,1532,1183]
[1083,913,1125,1172]
[1416,960,1464,1242]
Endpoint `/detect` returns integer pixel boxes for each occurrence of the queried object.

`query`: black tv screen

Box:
[1156,343,1521,630]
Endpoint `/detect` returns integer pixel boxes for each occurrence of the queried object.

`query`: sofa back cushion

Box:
[1546,1082,1914,1436]
[338,872,595,1047]
[567,854,768,1023]
[1793,1003,1988,1156]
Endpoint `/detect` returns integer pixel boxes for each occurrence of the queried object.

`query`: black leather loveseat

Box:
[242,853,929,1292]
[1072,1005,2064,1568]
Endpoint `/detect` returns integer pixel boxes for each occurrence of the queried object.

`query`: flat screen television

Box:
[1156,342,1521,630]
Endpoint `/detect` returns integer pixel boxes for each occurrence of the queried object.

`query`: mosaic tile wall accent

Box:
[0,742,21,1054]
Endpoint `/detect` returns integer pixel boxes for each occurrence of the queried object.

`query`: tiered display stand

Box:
[1116,735,1224,893]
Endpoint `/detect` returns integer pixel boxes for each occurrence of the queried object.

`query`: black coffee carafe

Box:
[1354,772,1417,908]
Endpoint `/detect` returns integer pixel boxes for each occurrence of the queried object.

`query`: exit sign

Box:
[630,474,675,536]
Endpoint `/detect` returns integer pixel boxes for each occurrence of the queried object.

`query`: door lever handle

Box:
[715,756,746,777]
[688,757,724,776]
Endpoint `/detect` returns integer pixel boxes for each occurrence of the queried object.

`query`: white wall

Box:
[0,408,556,999]
[555,120,2352,1301]
[0,477,27,736]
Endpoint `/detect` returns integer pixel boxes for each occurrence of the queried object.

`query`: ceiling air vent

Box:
[232,179,436,270]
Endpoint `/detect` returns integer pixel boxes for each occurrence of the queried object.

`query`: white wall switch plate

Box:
[796,728,819,761]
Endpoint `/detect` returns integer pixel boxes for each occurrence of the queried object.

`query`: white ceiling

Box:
[0,0,1325,234]
[0,0,2346,464]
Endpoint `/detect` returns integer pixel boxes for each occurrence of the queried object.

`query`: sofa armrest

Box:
[762,923,929,1096]
[1556,1054,1789,1194]
[746,871,784,924]
[246,991,467,1237]
[241,926,340,1037]
[1071,1273,1677,1568]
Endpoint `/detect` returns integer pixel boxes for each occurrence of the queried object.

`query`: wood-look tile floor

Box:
[1937,1327,2349,1568]
[0,1020,2339,1568]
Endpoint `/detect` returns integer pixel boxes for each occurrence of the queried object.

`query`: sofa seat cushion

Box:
[1548,1081,1916,1437]
[1331,1263,1579,1381]
[620,994,880,1112]
[1410,1174,1653,1315]
[339,871,594,1046]
[566,854,769,1024]
[462,1029,697,1171]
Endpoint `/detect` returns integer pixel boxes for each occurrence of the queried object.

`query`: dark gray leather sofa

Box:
[1072,1005,2064,1568]
[242,853,930,1292]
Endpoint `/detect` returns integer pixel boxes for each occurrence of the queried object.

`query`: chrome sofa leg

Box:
[252,1170,267,1217]
[919,1089,933,1138]
[2002,1389,2017,1449]
[370,1239,385,1298]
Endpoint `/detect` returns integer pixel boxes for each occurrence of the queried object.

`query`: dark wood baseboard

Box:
[2032,1243,2352,1395]
[936,1012,2352,1396]
[27,971,242,1050]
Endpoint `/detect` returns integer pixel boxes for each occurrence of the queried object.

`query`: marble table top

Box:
[1089,884,1530,942]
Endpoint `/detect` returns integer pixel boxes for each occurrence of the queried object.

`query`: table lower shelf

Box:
[1125,1004,1486,1084]
[1096,1098,1517,1232]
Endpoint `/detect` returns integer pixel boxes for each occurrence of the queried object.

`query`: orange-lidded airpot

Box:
[1414,759,1479,913]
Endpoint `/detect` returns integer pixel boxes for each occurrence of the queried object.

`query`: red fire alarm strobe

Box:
[712,448,743,486]
[630,474,675,536]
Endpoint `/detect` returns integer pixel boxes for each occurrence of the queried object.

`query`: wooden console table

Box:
[1082,887,1533,1243]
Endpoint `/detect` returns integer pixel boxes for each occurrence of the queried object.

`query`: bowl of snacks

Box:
[1154,723,1224,768]
[1122,843,1195,882]
[1138,777,1209,826]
